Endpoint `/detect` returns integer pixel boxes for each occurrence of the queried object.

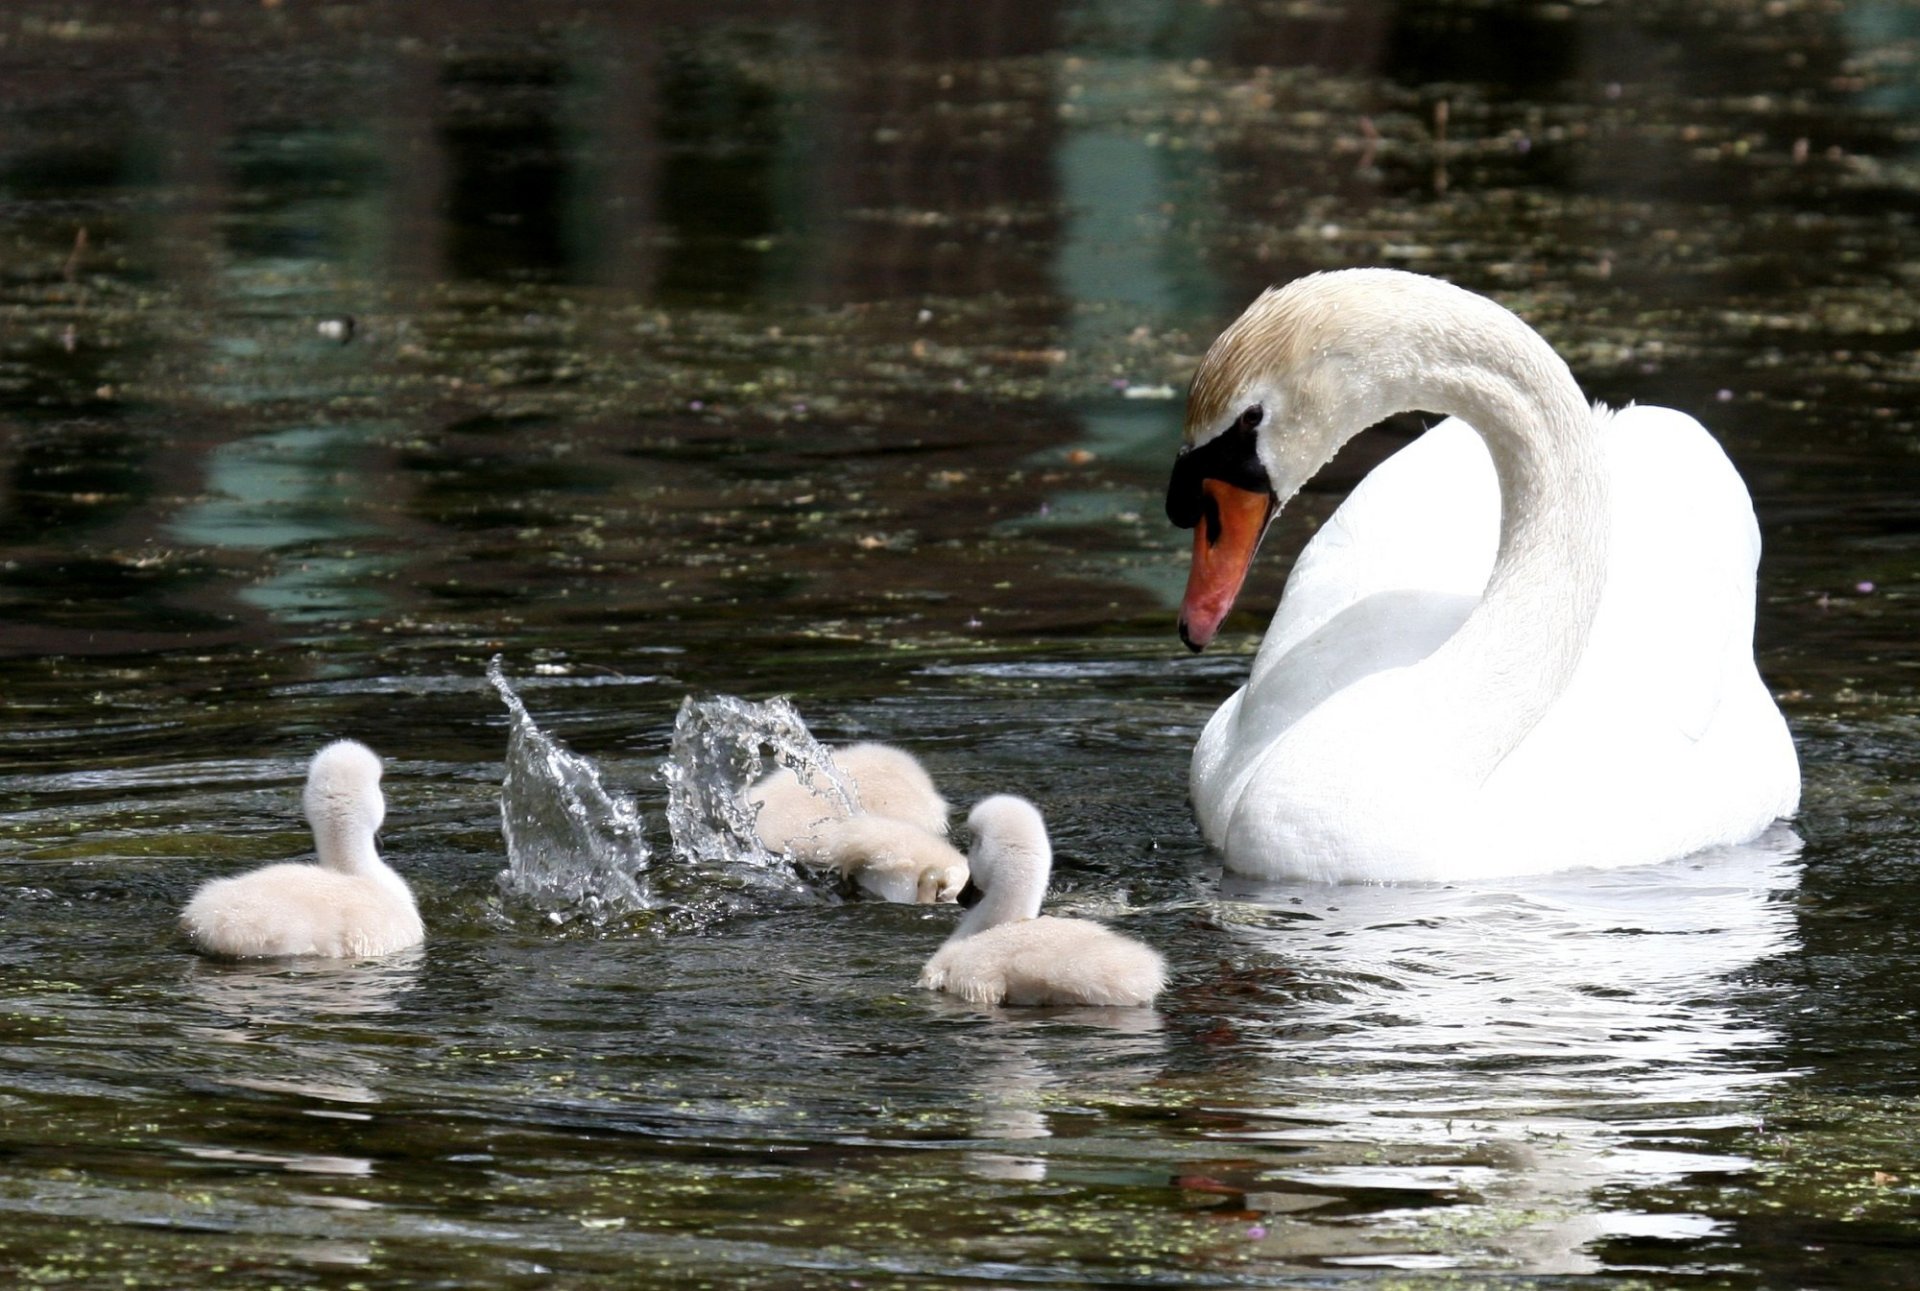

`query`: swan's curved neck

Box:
[1379,309,1608,777]
[955,847,1047,938]
[311,813,385,876]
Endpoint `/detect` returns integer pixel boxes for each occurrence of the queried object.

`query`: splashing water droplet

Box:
[662,693,854,864]
[653,694,849,918]
[488,656,652,927]
[488,661,848,934]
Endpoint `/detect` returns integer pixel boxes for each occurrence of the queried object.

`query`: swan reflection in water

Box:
[938,1005,1166,1185]
[182,946,424,1026]
[1194,826,1800,1274]
[170,950,420,1274]
[180,949,422,1112]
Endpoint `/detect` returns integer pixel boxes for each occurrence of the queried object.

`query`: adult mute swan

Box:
[919,796,1165,1007]
[180,740,424,958]
[1165,269,1799,882]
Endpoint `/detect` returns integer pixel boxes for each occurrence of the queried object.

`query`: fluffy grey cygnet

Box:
[180,740,424,959]
[919,795,1166,1007]
[741,741,963,902]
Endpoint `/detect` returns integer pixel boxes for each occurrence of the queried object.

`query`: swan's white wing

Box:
[1581,404,1758,742]
[1486,403,1797,860]
[1193,420,1498,843]
[1252,418,1499,675]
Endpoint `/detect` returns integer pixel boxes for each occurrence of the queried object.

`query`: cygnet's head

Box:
[304,739,386,842]
[833,742,950,836]
[814,814,969,904]
[963,794,1052,922]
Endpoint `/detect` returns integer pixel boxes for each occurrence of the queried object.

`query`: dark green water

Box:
[3,2,1919,1286]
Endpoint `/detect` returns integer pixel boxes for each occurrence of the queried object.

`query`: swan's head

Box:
[1166,268,1480,651]
[303,739,386,847]
[916,859,970,904]
[963,794,1052,922]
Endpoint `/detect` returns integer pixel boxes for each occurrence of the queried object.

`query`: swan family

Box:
[173,268,1799,1004]
[180,731,1158,1006]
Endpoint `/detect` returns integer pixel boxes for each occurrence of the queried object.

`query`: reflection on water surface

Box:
[2,1,1919,1287]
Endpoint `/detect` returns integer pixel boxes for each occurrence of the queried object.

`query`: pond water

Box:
[3,1,1920,1286]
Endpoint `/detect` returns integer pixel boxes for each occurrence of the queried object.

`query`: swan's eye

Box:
[1166,404,1274,529]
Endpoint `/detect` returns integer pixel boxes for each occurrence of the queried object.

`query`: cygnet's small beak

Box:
[956,877,984,908]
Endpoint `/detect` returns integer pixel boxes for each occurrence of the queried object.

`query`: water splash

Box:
[655,693,849,913]
[662,693,853,863]
[488,657,653,927]
[488,662,845,932]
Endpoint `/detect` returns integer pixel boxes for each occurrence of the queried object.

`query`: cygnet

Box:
[814,814,968,904]
[180,740,424,959]
[742,741,949,860]
[919,795,1166,1007]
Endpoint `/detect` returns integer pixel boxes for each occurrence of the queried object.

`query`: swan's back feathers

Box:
[1583,404,1758,742]
[742,741,949,860]
[833,743,950,837]
[1486,403,1799,861]
[181,863,424,959]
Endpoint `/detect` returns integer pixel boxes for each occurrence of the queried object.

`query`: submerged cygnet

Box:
[919,795,1166,1007]
[743,741,950,853]
[814,814,968,904]
[180,740,424,959]
[742,742,958,902]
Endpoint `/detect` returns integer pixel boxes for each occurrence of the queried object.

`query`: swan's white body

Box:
[920,796,1165,1007]
[180,740,424,958]
[814,814,968,903]
[1172,270,1799,882]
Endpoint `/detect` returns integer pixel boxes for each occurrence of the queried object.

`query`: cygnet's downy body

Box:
[180,740,424,959]
[741,741,962,902]
[919,795,1166,1007]
[814,814,968,904]
[744,742,950,852]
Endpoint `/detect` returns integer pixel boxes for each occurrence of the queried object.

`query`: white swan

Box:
[1165,268,1799,882]
[919,796,1166,1007]
[742,740,950,861]
[814,814,968,903]
[180,740,424,958]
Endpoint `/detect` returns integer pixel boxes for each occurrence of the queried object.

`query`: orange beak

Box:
[1178,478,1276,652]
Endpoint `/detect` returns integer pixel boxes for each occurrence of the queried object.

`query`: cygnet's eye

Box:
[1237,404,1264,433]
